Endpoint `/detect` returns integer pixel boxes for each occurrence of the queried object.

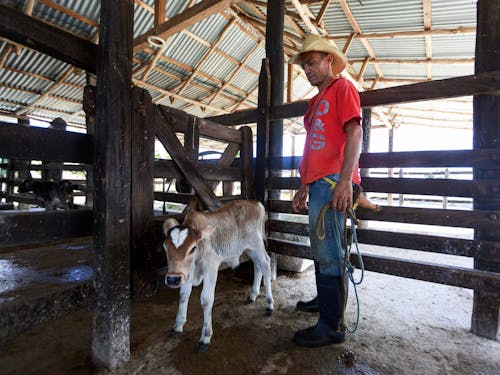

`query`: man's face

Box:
[300,51,332,87]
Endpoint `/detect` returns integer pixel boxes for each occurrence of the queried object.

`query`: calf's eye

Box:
[189,246,197,254]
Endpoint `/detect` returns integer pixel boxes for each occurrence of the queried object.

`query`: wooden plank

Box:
[0,4,97,73]
[0,122,94,163]
[92,0,133,368]
[267,174,499,199]
[360,148,500,169]
[267,199,500,229]
[240,126,254,199]
[207,70,500,126]
[154,159,242,180]
[254,58,271,203]
[154,106,222,211]
[272,148,500,170]
[130,87,156,300]
[159,105,242,143]
[205,108,258,126]
[267,239,500,291]
[267,219,500,262]
[0,209,92,246]
[134,0,233,53]
[360,177,499,199]
[471,0,500,339]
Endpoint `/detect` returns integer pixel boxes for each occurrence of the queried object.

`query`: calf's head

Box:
[162,218,214,288]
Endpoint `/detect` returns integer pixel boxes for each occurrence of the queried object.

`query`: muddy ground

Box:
[1,245,499,375]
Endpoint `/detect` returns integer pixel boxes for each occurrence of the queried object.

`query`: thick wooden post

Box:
[471,0,500,340]
[92,0,133,368]
[131,87,156,300]
[360,108,371,178]
[42,117,66,181]
[255,58,271,203]
[266,0,285,191]
[83,84,95,208]
[240,125,254,199]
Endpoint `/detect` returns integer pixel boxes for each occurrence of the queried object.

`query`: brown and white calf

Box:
[162,200,274,352]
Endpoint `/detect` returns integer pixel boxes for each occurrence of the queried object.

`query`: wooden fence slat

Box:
[271,148,500,170]
[361,177,499,198]
[0,209,93,247]
[154,159,242,180]
[267,175,499,199]
[206,70,500,126]
[154,106,221,211]
[159,105,242,144]
[267,219,500,262]
[267,238,500,291]
[267,199,500,229]
[0,122,94,163]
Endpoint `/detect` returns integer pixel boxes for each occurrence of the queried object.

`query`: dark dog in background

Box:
[18,178,79,210]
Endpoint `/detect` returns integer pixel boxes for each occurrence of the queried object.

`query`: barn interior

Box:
[0,0,499,373]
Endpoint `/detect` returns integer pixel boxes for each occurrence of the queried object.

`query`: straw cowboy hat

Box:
[289,34,347,74]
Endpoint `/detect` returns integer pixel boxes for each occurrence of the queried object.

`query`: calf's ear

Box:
[163,218,179,236]
[200,225,216,240]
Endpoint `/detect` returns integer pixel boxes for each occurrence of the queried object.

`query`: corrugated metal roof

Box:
[0,0,479,139]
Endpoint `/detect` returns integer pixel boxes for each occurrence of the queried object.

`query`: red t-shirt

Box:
[298,78,362,185]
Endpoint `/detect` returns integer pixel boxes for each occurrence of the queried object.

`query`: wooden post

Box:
[42,117,66,181]
[83,84,95,208]
[388,127,394,206]
[131,87,156,301]
[255,58,271,204]
[360,108,371,178]
[359,108,371,229]
[92,0,133,368]
[266,0,285,192]
[240,125,254,199]
[471,0,500,340]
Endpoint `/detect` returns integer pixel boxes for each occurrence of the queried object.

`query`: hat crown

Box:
[289,34,347,74]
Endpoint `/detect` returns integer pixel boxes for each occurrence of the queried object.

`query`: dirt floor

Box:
[1,247,499,375]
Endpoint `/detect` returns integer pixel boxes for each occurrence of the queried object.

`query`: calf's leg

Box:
[171,282,193,336]
[198,269,218,352]
[247,247,274,315]
[247,262,263,303]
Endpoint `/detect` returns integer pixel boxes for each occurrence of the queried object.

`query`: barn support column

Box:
[42,117,66,181]
[92,0,133,368]
[266,0,285,277]
[131,87,156,301]
[471,0,500,340]
[359,108,371,229]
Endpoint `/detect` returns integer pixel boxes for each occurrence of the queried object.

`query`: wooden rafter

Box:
[330,27,476,41]
[349,58,474,64]
[423,0,432,80]
[154,0,166,27]
[316,0,331,24]
[338,0,383,79]
[133,0,234,53]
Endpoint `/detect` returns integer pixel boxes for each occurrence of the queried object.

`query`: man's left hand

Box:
[332,179,353,213]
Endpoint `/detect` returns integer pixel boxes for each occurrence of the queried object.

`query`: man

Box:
[289,34,362,347]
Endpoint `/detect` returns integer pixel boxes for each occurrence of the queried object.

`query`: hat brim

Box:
[289,44,347,74]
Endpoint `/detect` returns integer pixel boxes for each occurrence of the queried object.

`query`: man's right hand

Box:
[292,184,309,212]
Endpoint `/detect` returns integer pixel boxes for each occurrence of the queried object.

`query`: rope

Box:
[313,178,365,334]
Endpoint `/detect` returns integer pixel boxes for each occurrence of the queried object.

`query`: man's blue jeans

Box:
[308,174,346,277]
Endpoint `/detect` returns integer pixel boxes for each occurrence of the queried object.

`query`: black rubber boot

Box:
[293,274,345,347]
[296,263,319,313]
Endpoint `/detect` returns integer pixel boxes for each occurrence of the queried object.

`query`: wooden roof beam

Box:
[349,58,474,64]
[134,0,234,53]
[329,27,476,40]
[423,0,432,80]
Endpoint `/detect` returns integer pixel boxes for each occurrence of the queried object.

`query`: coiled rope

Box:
[313,178,365,334]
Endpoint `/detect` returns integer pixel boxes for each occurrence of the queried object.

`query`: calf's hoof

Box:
[197,342,210,353]
[266,308,273,316]
[170,329,182,338]
[245,296,255,304]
